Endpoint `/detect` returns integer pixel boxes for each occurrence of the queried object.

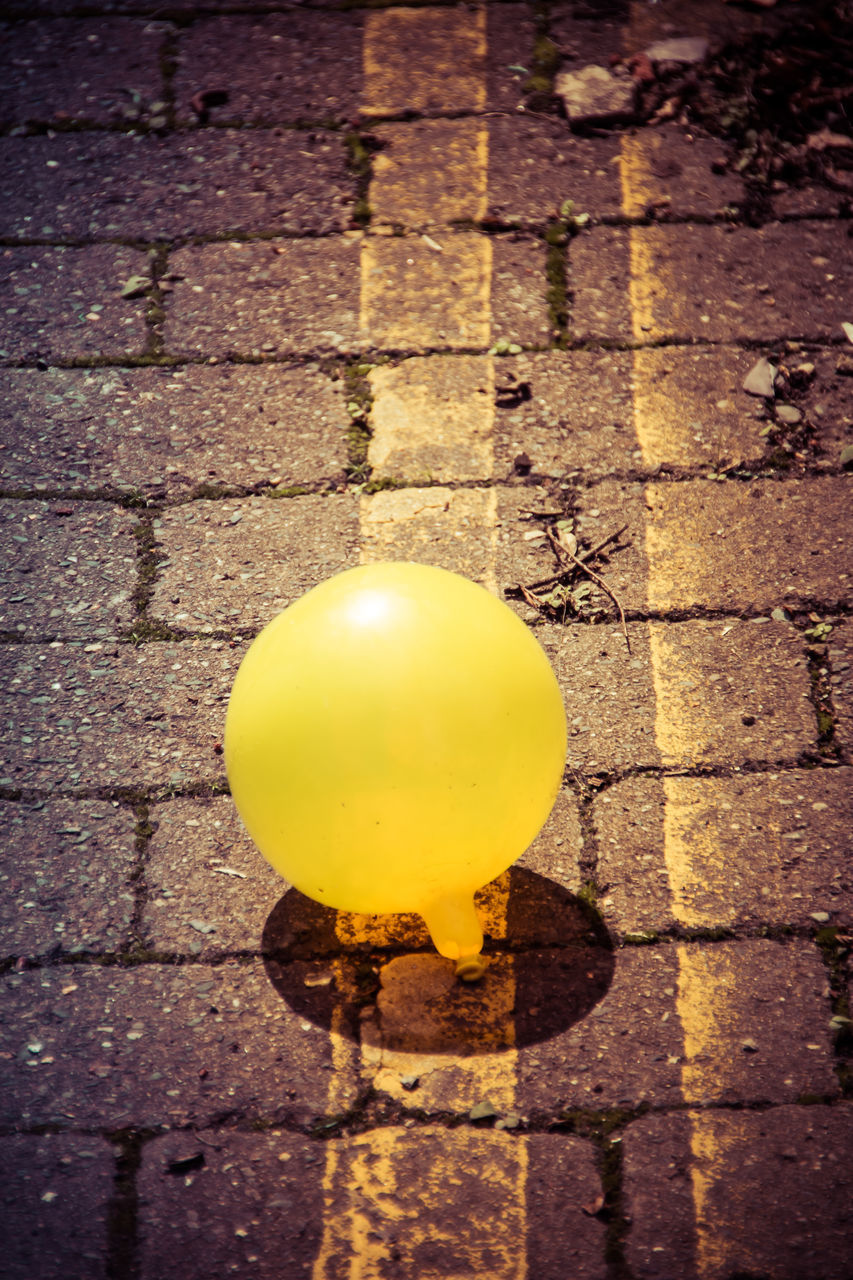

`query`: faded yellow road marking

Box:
[362,7,487,117]
[313,1128,527,1280]
[360,234,492,350]
[367,355,495,483]
[622,5,742,1273]
[371,120,489,227]
[314,9,523,1277]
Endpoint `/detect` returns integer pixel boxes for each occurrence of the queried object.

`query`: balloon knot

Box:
[455,955,488,982]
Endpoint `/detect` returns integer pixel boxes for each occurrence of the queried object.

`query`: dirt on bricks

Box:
[0,3,851,1279]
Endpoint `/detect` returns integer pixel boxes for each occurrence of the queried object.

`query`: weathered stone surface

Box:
[0,641,242,791]
[571,223,853,343]
[0,18,168,128]
[138,1129,325,1280]
[362,7,487,116]
[0,132,356,239]
[623,1106,853,1280]
[359,486,554,596]
[646,619,816,768]
[0,1133,114,1280]
[643,476,853,613]
[515,945,684,1111]
[0,501,138,639]
[367,355,495,482]
[0,961,352,1127]
[631,345,769,467]
[143,795,286,955]
[172,12,363,126]
[541,622,660,773]
[526,1135,608,1280]
[150,495,360,632]
[676,938,837,1105]
[486,119,622,225]
[491,349,637,478]
[362,234,550,351]
[595,768,853,935]
[619,126,743,220]
[163,239,363,359]
[370,119,487,227]
[0,798,136,959]
[0,365,350,497]
[0,245,150,362]
[540,619,815,773]
[306,1128,543,1279]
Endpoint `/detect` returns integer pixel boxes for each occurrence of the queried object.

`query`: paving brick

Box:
[0,365,350,498]
[630,344,771,468]
[143,795,287,956]
[491,349,637,478]
[363,916,616,1113]
[677,938,837,1105]
[0,245,151,363]
[515,944,684,1111]
[595,768,853,935]
[540,622,659,773]
[172,13,363,126]
[163,239,362,359]
[309,1127,535,1278]
[0,501,138,639]
[486,118,621,225]
[516,786,584,891]
[361,233,550,351]
[0,18,168,129]
[363,7,488,116]
[358,486,554,594]
[0,640,242,791]
[0,1133,114,1280]
[525,1135,607,1280]
[0,132,356,239]
[150,495,360,632]
[571,223,853,343]
[647,619,816,768]
[827,617,853,753]
[137,1129,325,1280]
[619,126,743,219]
[644,476,852,613]
[623,1106,853,1280]
[370,120,487,228]
[621,1111,698,1280]
[0,797,136,960]
[367,355,495,482]
[0,960,352,1128]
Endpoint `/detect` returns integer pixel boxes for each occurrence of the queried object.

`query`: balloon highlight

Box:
[225,563,566,979]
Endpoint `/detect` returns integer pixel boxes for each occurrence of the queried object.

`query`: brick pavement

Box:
[1,3,851,1278]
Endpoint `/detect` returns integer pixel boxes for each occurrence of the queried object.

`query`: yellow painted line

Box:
[621,6,737,1274]
[359,488,500,596]
[362,7,487,117]
[314,10,524,1277]
[313,1128,527,1280]
[371,120,489,227]
[367,355,495,483]
[360,234,492,350]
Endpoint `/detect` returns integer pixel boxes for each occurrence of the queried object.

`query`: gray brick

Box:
[0,245,150,363]
[0,501,138,639]
[0,798,136,959]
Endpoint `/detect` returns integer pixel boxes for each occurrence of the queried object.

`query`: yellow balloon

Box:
[225,563,566,979]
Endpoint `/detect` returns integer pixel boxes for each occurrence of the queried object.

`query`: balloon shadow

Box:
[262,866,614,1052]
